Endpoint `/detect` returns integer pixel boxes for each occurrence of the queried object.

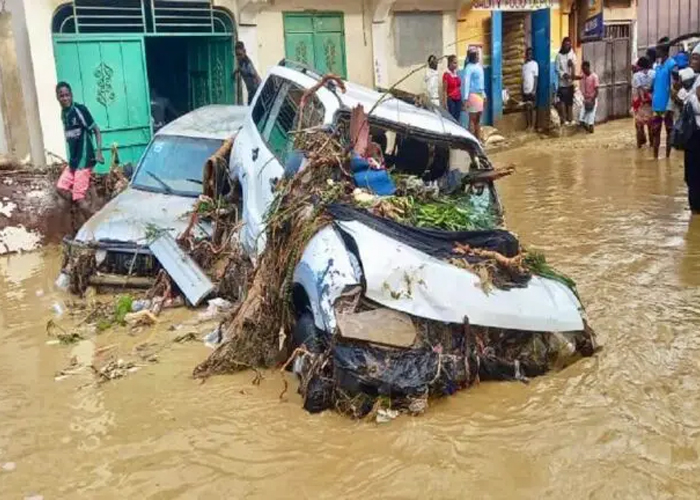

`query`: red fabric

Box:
[581,73,600,101]
[443,71,461,101]
[632,91,652,112]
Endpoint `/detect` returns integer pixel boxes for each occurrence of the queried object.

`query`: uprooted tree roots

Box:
[193,129,348,378]
[63,246,97,295]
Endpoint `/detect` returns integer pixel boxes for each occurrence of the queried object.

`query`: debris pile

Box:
[187,103,596,418]
[54,78,596,419]
[193,126,346,377]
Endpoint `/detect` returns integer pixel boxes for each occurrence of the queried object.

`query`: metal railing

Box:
[56,0,233,34]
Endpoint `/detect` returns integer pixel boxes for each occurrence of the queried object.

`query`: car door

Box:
[235,75,324,255]
[234,75,285,254]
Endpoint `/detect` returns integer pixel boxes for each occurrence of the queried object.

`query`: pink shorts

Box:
[57,166,92,201]
[466,93,485,113]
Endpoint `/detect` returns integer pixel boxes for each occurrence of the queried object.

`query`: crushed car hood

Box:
[336,220,585,332]
[74,188,208,245]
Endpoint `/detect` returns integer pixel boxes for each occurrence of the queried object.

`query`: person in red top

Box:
[442,55,462,122]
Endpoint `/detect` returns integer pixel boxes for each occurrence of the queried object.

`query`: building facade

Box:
[637,0,700,54]
[2,0,459,166]
[0,0,638,166]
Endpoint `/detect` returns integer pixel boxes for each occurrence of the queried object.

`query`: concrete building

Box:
[2,0,461,167]
[0,0,638,167]
[560,0,637,122]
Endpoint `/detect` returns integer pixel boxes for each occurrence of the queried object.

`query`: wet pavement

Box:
[2,120,700,499]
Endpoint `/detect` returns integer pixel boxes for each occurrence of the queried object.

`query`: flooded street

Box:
[2,119,700,499]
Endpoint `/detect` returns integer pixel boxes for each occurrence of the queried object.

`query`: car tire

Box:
[292,310,325,354]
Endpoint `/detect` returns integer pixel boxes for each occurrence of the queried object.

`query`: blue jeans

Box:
[447,98,461,122]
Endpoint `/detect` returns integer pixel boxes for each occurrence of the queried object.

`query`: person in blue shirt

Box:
[650,37,677,159]
[462,49,486,141]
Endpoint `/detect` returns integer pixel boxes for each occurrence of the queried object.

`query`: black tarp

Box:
[327,203,521,260]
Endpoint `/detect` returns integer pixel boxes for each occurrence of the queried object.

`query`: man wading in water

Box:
[650,37,676,159]
[55,82,103,224]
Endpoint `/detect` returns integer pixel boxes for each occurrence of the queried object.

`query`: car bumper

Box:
[62,237,160,277]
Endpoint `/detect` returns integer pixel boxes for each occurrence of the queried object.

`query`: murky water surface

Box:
[2,121,700,499]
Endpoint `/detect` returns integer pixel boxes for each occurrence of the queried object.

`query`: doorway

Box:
[145,36,236,128]
[51,1,236,172]
[582,23,632,123]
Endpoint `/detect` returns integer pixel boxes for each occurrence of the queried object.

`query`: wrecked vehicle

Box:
[194,63,596,417]
[62,105,247,298]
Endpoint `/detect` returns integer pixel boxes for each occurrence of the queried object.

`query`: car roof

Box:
[268,65,483,152]
[156,104,248,141]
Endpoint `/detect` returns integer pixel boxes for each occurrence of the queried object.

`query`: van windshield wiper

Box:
[146,171,174,194]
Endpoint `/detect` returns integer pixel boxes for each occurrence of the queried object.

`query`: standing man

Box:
[555,37,577,125]
[150,88,179,133]
[55,82,103,219]
[522,47,539,130]
[425,55,440,108]
[235,41,262,105]
[577,61,599,133]
[650,37,676,159]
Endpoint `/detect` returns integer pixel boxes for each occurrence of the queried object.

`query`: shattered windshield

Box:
[334,119,502,229]
[132,136,222,197]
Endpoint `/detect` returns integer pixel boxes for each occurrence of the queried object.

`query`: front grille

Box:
[102,250,159,276]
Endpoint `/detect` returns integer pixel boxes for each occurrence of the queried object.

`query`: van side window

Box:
[252,76,282,135]
[267,84,325,164]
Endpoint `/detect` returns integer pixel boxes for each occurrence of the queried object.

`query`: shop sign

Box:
[471,0,559,10]
[582,0,604,41]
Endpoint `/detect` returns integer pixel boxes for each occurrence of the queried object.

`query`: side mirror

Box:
[122,163,135,181]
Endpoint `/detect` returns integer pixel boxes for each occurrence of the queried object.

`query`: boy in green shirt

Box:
[55,81,103,216]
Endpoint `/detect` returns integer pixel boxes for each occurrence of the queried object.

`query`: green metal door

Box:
[283,13,347,78]
[188,37,235,110]
[53,36,151,174]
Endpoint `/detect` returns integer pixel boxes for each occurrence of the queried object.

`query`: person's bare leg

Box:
[56,188,72,204]
[651,116,660,159]
[76,199,93,220]
[665,111,674,158]
[556,101,565,124]
[473,112,482,141]
[566,104,574,123]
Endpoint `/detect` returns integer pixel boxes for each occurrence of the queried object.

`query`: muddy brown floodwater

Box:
[2,120,700,499]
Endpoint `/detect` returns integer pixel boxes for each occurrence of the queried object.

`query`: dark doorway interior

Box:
[144,36,236,130]
[145,37,189,127]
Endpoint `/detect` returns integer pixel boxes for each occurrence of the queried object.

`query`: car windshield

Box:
[132,136,222,197]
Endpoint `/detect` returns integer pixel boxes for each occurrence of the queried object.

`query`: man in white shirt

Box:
[522,47,539,130]
[424,55,440,107]
[555,37,577,125]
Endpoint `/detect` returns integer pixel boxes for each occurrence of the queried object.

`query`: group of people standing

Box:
[554,37,600,132]
[632,39,700,213]
[425,50,486,140]
[427,38,601,138]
